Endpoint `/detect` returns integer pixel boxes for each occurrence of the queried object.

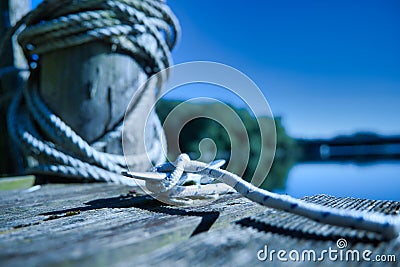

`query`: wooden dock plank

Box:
[131,195,400,267]
[0,176,35,192]
[0,184,265,266]
[1,184,399,266]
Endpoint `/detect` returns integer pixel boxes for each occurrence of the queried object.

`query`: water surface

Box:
[280,161,400,201]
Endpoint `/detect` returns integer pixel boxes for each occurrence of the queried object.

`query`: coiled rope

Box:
[1,0,180,184]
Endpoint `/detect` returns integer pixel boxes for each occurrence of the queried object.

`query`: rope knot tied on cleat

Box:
[123,153,400,239]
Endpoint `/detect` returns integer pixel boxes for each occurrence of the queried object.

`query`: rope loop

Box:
[123,154,400,239]
[13,0,180,84]
[1,0,180,184]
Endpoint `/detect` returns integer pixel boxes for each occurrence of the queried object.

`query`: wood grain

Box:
[1,184,399,266]
[40,42,154,162]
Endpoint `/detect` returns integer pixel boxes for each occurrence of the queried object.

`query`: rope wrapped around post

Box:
[1,0,180,184]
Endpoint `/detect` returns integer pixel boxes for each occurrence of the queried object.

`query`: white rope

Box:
[123,154,400,239]
[1,0,179,183]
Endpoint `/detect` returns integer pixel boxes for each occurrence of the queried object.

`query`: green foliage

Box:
[156,99,299,191]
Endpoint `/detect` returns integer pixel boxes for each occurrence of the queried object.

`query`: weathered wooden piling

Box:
[2,0,178,178]
[40,42,154,156]
[0,0,30,174]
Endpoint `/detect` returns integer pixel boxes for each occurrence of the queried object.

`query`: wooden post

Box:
[40,42,155,169]
[0,0,30,174]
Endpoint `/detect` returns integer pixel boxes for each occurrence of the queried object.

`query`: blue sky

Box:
[31,0,400,138]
